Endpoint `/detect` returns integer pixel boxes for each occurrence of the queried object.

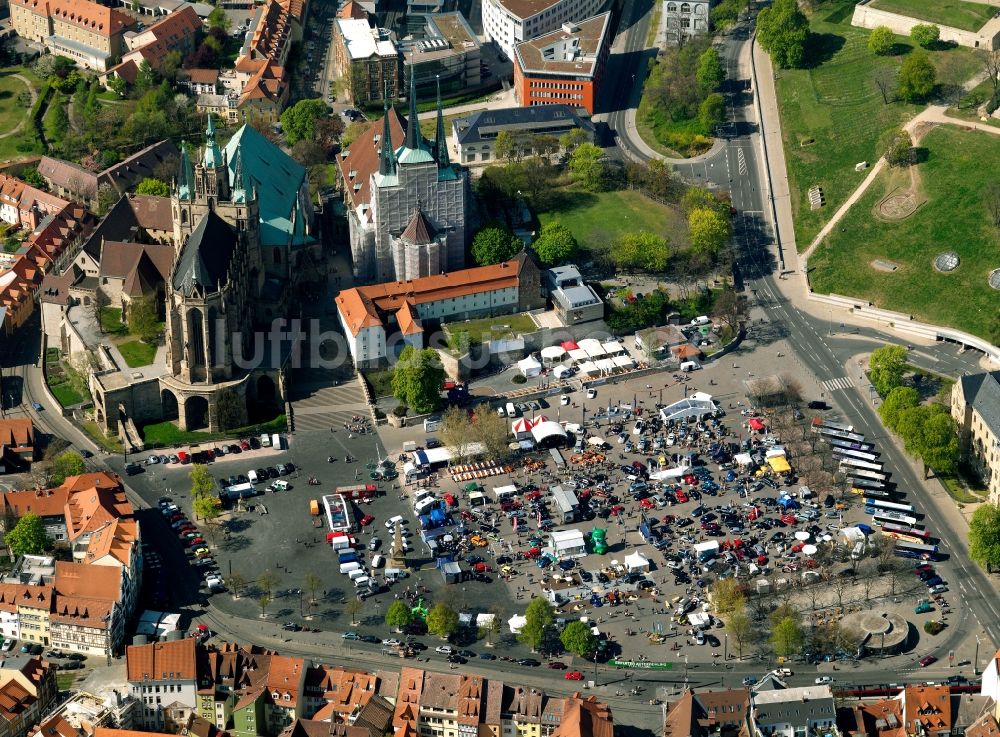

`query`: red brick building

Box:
[512,12,610,116]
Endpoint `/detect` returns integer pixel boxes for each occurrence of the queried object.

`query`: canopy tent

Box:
[541,346,566,360]
[578,338,606,358]
[493,485,518,499]
[624,551,651,571]
[613,355,635,369]
[596,358,616,374]
[561,340,579,351]
[659,393,718,423]
[552,365,572,378]
[602,340,625,355]
[734,452,754,467]
[511,417,538,437]
[578,361,600,375]
[413,443,486,466]
[568,349,589,362]
[517,355,542,377]
[650,465,688,481]
[840,526,865,543]
[765,446,786,458]
[403,461,419,479]
[549,528,587,558]
[748,418,765,432]
[768,456,791,474]
[531,420,567,444]
[587,436,606,446]
[508,614,527,633]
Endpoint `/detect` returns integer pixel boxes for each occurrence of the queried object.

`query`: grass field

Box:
[82,420,124,453]
[140,414,287,447]
[808,125,998,339]
[100,307,127,335]
[0,72,31,139]
[443,312,539,344]
[775,0,980,248]
[49,381,85,407]
[869,0,996,32]
[537,188,689,253]
[118,340,156,368]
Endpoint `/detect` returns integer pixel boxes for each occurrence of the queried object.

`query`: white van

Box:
[413,488,434,504]
[339,561,361,575]
[348,568,367,581]
[414,497,438,515]
[248,469,260,484]
[506,402,517,417]
[680,360,701,372]
[271,433,282,449]
[371,554,385,568]
[353,575,371,588]
[260,433,272,447]
[496,405,506,417]
[270,479,289,491]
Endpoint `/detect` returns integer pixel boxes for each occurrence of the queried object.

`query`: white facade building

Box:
[664,0,711,40]
[483,0,607,62]
[126,639,199,730]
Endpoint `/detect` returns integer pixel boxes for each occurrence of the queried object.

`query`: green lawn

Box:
[49,381,85,407]
[808,125,998,339]
[118,340,157,368]
[100,307,127,335]
[140,414,287,447]
[363,369,394,398]
[443,312,539,344]
[775,0,980,248]
[0,72,32,139]
[869,0,996,32]
[537,188,689,253]
[82,420,124,453]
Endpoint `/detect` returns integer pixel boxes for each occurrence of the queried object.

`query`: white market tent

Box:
[578,338,606,358]
[568,348,589,362]
[508,614,526,633]
[587,436,606,446]
[553,365,571,378]
[596,358,616,374]
[493,485,518,500]
[531,420,567,444]
[578,361,600,375]
[517,355,542,377]
[650,465,688,481]
[734,452,754,467]
[659,393,718,422]
[541,346,566,361]
[614,355,635,369]
[602,340,625,355]
[624,551,651,571]
[693,540,720,557]
[550,528,587,558]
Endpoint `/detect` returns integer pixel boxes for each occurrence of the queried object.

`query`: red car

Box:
[639,498,655,509]
[239,440,250,451]
[565,671,584,680]
[780,514,797,525]
[662,515,675,524]
[675,491,689,504]
[919,655,937,667]
[359,514,375,526]
[524,490,541,501]
[187,537,206,546]
[473,563,492,573]
[610,505,625,516]
[525,548,541,559]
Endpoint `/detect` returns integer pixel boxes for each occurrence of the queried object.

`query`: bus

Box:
[830,439,876,453]
[812,419,855,433]
[818,427,868,443]
[844,467,889,482]
[872,510,919,527]
[865,498,915,514]
[833,448,881,464]
[880,522,931,542]
[893,541,940,561]
[851,477,888,491]
[839,457,884,472]
[855,486,892,499]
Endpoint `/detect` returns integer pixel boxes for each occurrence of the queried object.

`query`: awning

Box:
[587,437,606,446]
[602,341,625,355]
[748,418,765,432]
[531,421,567,443]
[553,365,571,378]
[561,341,579,351]
[650,465,688,481]
[613,355,635,368]
[768,456,791,474]
[517,356,542,377]
[624,551,650,570]
[595,358,616,373]
[541,346,566,360]
[568,348,589,362]
[578,361,600,374]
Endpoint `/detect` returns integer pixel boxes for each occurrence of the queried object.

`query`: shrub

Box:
[373,408,386,420]
[511,374,527,385]
[392,404,408,417]
[923,620,945,635]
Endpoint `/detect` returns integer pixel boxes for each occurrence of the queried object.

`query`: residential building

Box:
[452,104,593,164]
[37,140,181,210]
[195,92,241,124]
[0,175,71,232]
[335,251,544,365]
[49,561,124,654]
[1,556,57,587]
[952,370,1000,502]
[0,656,58,737]
[11,585,52,648]
[836,697,904,737]
[104,6,201,85]
[336,77,470,283]
[400,13,481,100]
[8,0,135,70]
[0,254,45,336]
[544,264,602,324]
[482,0,606,62]
[663,0,710,40]
[332,18,400,106]
[663,689,749,737]
[127,639,200,731]
[0,419,35,471]
[896,685,953,737]
[749,685,837,737]
[179,68,221,95]
[513,13,611,115]
[31,689,140,737]
[554,694,613,737]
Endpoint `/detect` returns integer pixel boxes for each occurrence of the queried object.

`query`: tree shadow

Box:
[890,41,914,56]
[802,33,846,68]
[544,188,600,216]
[219,535,252,552]
[911,147,929,165]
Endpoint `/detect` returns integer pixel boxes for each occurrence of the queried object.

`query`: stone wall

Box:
[851,1,1000,50]
[95,376,163,435]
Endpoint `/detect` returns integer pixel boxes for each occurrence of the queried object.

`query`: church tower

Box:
[193,114,230,204]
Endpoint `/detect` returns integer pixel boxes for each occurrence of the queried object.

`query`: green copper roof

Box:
[395,145,435,165]
[202,113,223,169]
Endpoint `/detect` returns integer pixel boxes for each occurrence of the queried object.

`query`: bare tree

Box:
[985,181,1000,228]
[873,64,897,104]
[980,48,1000,93]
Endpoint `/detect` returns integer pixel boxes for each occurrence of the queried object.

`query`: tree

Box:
[560,621,598,657]
[518,597,554,651]
[878,127,912,167]
[346,598,364,625]
[314,115,345,155]
[771,617,804,657]
[970,504,1000,571]
[304,573,322,608]
[710,579,745,615]
[127,295,160,343]
[531,222,578,266]
[385,600,413,630]
[610,231,671,272]
[494,130,514,162]
[868,26,895,56]
[905,407,959,477]
[873,63,898,104]
[699,93,726,130]
[878,386,920,432]
[725,606,753,660]
[257,593,270,618]
[426,603,459,638]
[5,513,51,556]
[440,406,477,465]
[207,5,230,32]
[190,463,217,499]
[135,178,170,197]
[559,128,589,154]
[216,390,247,431]
[341,121,367,147]
[50,451,85,484]
[911,24,940,49]
[257,570,279,599]
[134,60,157,92]
[897,49,937,102]
[291,139,326,167]
[568,143,605,191]
[681,186,730,217]
[280,99,328,146]
[756,0,809,68]
[981,48,1000,93]
[391,346,444,414]
[471,404,511,463]
[713,287,746,332]
[228,572,246,598]
[985,181,1000,228]
[193,494,222,524]
[472,223,521,266]
[711,0,749,28]
[869,345,907,396]
[696,48,725,94]
[688,207,731,257]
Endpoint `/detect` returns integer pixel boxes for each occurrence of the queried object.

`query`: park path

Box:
[0,74,37,140]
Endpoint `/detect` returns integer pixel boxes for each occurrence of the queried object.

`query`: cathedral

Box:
[339,78,470,284]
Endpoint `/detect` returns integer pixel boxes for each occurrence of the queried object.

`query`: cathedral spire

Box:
[203,113,222,169]
[178,141,194,200]
[404,71,420,151]
[232,144,250,202]
[379,82,396,177]
[434,76,449,168]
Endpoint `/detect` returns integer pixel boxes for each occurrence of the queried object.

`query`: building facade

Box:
[952,370,1000,503]
[663,0,710,40]
[482,0,606,63]
[127,639,200,730]
[332,18,400,105]
[513,13,611,115]
[400,13,481,100]
[9,0,135,70]
[451,104,593,164]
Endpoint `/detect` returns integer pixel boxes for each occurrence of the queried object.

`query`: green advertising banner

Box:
[609,660,674,670]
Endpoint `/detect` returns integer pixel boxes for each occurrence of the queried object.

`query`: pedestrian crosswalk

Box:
[822,376,854,392]
[288,369,371,432]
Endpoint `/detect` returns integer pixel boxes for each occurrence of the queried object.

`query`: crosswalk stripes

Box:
[822,376,854,392]
[737,148,747,176]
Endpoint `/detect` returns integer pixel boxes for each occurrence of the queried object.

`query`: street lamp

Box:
[975,636,981,675]
[828,311,833,336]
[724,632,729,661]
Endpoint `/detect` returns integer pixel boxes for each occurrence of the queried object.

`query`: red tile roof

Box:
[336,108,407,210]
[12,0,133,37]
[126,639,198,683]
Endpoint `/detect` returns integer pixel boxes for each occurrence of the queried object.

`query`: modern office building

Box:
[332,17,401,105]
[400,13,481,99]
[482,0,606,62]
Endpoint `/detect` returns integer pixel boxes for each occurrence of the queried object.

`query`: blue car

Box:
[557,559,575,571]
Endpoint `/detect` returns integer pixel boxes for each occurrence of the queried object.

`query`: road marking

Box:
[738,148,747,176]
[822,376,854,391]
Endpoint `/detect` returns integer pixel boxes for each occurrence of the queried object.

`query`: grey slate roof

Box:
[172,212,238,296]
[960,371,1000,437]
[452,104,594,146]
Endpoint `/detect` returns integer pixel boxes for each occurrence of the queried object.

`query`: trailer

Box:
[811,418,855,433]
[850,477,888,492]
[843,467,889,482]
[832,448,880,464]
[336,484,379,502]
[854,486,892,499]
[866,498,915,514]
[838,457,884,472]
[829,438,876,453]
[872,510,919,527]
